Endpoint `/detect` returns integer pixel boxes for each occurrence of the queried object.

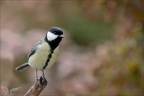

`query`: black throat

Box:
[44,36,62,50]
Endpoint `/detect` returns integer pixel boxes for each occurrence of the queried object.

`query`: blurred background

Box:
[0,0,143,96]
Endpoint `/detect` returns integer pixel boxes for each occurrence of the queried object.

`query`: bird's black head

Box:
[45,27,64,50]
[49,27,64,36]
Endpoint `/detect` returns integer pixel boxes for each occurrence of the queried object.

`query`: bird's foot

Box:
[40,76,47,86]
[35,77,39,84]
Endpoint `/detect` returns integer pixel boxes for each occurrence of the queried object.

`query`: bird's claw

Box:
[40,76,47,86]
[35,77,39,84]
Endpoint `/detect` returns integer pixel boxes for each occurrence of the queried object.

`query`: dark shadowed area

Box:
[0,0,143,96]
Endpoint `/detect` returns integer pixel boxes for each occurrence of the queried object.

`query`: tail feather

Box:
[15,63,29,71]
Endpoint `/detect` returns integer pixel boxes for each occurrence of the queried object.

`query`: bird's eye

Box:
[52,31,56,34]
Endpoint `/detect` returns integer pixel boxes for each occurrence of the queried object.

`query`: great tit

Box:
[15,27,64,81]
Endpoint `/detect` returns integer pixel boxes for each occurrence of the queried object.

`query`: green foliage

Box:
[59,16,114,46]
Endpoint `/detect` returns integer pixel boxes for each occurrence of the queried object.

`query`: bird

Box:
[15,27,64,81]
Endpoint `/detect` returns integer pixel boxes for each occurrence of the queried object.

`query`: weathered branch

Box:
[24,76,47,96]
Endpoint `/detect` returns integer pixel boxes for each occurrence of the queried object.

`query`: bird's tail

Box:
[15,63,29,71]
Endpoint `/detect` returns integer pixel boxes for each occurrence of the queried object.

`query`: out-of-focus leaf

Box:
[1,86,9,95]
[10,87,21,94]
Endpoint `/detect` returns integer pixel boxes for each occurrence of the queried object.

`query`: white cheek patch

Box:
[47,31,58,41]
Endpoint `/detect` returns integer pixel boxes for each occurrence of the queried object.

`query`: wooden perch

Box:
[24,76,47,96]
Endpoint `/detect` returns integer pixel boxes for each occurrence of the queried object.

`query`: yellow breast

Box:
[28,42,59,70]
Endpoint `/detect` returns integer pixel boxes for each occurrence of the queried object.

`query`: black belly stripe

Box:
[43,36,61,69]
[43,50,54,69]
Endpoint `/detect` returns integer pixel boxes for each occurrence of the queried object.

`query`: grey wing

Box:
[28,39,43,58]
